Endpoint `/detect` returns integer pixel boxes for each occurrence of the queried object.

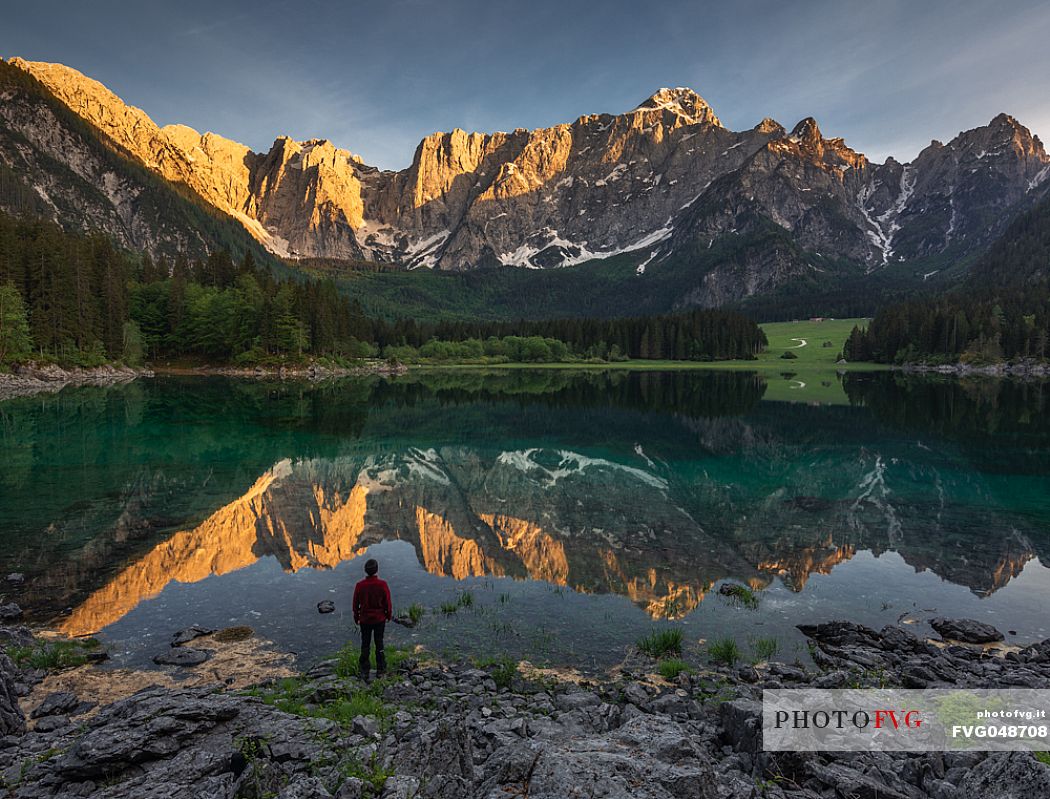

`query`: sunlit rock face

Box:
[8,58,1048,291]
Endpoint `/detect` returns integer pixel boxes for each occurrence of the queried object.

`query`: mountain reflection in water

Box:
[2,370,1049,664]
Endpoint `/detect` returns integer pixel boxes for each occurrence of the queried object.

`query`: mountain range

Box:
[1,56,1048,313]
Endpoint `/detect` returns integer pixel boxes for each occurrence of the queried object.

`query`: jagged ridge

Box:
[3,57,1049,308]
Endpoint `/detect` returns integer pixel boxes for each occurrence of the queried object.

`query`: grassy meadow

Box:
[415,317,875,404]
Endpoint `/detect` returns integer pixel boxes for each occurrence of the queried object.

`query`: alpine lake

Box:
[2,368,1049,672]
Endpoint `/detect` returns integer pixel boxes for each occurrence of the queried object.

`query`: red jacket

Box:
[353,575,392,624]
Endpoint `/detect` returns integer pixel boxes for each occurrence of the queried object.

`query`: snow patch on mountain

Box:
[1029,164,1050,192]
[636,250,658,275]
[859,166,916,267]
[496,448,667,490]
[404,230,451,269]
[498,223,673,269]
[594,164,628,186]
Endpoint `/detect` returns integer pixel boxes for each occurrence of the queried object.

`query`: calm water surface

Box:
[2,370,1049,671]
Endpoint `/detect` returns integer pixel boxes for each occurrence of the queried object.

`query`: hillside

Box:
[842,191,1050,364]
[0,59,276,264]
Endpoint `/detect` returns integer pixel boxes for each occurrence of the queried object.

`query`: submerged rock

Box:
[212,625,254,643]
[170,625,215,647]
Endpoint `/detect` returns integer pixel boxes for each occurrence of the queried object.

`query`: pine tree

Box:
[0,281,32,362]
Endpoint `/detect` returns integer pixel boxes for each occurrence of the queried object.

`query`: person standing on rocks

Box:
[353,558,392,681]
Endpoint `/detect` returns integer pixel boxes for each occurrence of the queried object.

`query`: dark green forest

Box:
[0,213,766,366]
[842,191,1050,364]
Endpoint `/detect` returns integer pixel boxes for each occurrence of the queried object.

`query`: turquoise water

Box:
[1,371,1049,670]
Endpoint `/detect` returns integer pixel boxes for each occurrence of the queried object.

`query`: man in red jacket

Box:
[352,558,392,680]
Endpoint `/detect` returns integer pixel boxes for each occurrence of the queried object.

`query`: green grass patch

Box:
[719,583,759,609]
[247,675,385,726]
[637,628,684,659]
[340,752,395,794]
[332,642,412,679]
[316,692,387,723]
[406,603,425,625]
[1034,752,1050,767]
[440,592,475,615]
[708,637,741,667]
[657,659,693,680]
[246,645,414,727]
[4,640,94,671]
[750,636,780,662]
[474,655,518,689]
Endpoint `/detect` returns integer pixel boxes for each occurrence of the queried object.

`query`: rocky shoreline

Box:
[899,359,1050,378]
[0,359,411,402]
[3,615,1050,799]
[155,360,408,380]
[0,364,151,402]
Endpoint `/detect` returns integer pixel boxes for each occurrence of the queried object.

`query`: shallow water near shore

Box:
[2,370,1049,671]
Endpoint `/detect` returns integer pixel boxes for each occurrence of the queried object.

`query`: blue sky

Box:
[4,0,1049,170]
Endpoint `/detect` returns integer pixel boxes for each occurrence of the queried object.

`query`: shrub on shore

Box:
[637,628,684,659]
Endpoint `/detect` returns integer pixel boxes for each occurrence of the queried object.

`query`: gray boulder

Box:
[278,776,333,798]
[334,778,364,799]
[621,681,651,707]
[720,698,763,754]
[351,715,378,737]
[33,714,69,734]
[53,688,241,779]
[380,775,420,799]
[478,714,714,799]
[0,651,26,736]
[170,626,215,647]
[30,691,80,719]
[397,716,474,779]
[807,761,912,799]
[930,618,1004,644]
[554,690,600,712]
[956,752,1050,798]
[1019,639,1050,663]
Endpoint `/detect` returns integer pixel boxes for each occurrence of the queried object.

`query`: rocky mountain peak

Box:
[789,117,823,146]
[990,111,1021,129]
[754,117,786,136]
[635,87,721,127]
[987,113,1046,154]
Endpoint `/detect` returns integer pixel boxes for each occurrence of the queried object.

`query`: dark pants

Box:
[359,622,386,676]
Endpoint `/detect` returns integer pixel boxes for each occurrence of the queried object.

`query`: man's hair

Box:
[364,558,379,575]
